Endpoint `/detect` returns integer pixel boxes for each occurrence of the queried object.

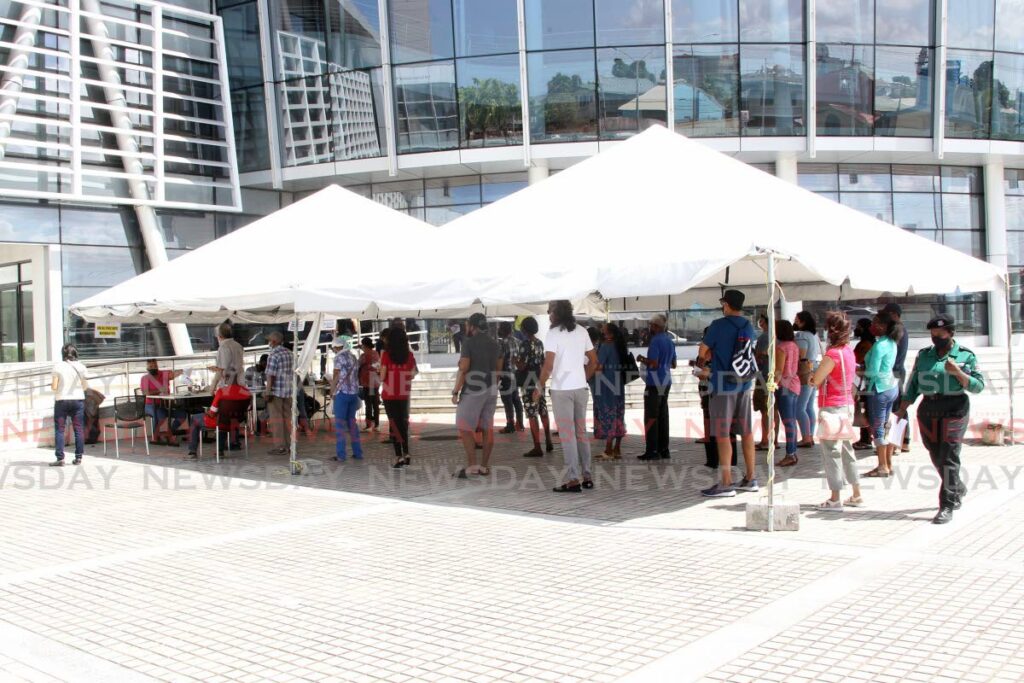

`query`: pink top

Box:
[819,345,856,408]
[777,340,800,394]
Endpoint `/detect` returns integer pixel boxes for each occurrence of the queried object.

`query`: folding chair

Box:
[198,399,250,463]
[103,395,150,459]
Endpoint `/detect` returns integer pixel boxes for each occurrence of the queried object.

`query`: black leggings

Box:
[360,387,380,426]
[383,398,410,457]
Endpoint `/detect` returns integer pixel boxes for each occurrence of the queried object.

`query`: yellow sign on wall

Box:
[94,323,122,339]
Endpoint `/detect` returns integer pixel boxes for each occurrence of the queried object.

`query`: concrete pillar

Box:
[985,159,1009,347]
[528,159,549,185]
[0,2,41,158]
[775,153,798,184]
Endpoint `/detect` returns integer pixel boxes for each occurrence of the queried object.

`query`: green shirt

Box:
[902,341,985,403]
[863,336,897,393]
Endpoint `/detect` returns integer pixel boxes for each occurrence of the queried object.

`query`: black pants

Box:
[918,395,969,510]
[383,398,410,457]
[644,384,670,456]
[500,377,523,427]
[360,387,380,426]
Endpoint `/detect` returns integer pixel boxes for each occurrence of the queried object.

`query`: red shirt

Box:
[359,349,380,389]
[140,370,173,405]
[205,383,252,428]
[380,351,417,400]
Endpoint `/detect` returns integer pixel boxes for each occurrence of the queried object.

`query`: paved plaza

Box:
[1,408,1023,682]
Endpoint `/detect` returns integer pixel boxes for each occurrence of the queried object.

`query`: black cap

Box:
[881,303,903,317]
[926,314,955,332]
[468,312,488,330]
[720,289,745,310]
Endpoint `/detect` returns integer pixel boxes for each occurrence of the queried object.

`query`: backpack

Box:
[621,351,642,385]
[725,318,758,386]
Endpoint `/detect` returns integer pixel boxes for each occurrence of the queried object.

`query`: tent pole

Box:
[290,315,299,473]
[1006,277,1016,445]
[766,252,777,532]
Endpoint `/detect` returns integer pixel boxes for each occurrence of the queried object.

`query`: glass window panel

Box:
[942,230,984,257]
[156,212,216,249]
[909,228,940,242]
[394,61,459,153]
[797,164,838,191]
[816,44,874,136]
[425,176,481,206]
[1007,230,1024,264]
[673,44,740,137]
[232,86,271,172]
[839,192,893,223]
[1006,169,1024,196]
[941,194,983,230]
[673,0,739,43]
[276,0,327,70]
[947,0,994,50]
[816,0,872,44]
[454,0,517,57]
[482,173,527,201]
[216,213,261,238]
[817,191,840,203]
[993,53,1024,141]
[874,46,933,137]
[62,246,146,287]
[221,2,263,89]
[0,203,59,243]
[594,0,665,47]
[876,0,932,46]
[892,165,939,191]
[371,179,425,210]
[739,0,804,43]
[328,0,382,68]
[524,0,595,51]
[739,44,805,135]
[945,50,994,139]
[893,193,942,231]
[597,46,666,140]
[390,0,454,63]
[425,203,481,225]
[60,207,140,247]
[941,166,982,193]
[838,164,892,191]
[457,54,523,147]
[527,49,598,143]
[240,188,282,215]
[0,265,18,284]
[996,0,1024,52]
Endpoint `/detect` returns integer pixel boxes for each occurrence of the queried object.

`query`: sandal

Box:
[852,441,872,451]
[776,455,798,467]
[844,496,865,507]
[553,482,582,493]
[523,447,544,457]
[581,479,594,490]
[478,467,490,476]
[863,468,890,478]
[818,499,843,511]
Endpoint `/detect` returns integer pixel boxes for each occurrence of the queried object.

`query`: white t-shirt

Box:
[53,360,88,401]
[545,325,593,391]
[215,338,245,387]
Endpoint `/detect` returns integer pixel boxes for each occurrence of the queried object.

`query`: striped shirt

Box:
[265,345,294,398]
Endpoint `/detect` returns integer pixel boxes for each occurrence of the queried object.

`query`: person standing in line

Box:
[594,322,628,460]
[535,300,599,492]
[699,289,759,497]
[518,316,554,457]
[380,327,418,468]
[637,313,677,461]
[358,337,381,432]
[862,312,902,478]
[330,335,363,462]
[882,303,912,453]
[794,311,822,448]
[50,344,90,466]
[809,311,863,510]
[264,331,294,456]
[498,321,525,434]
[894,315,984,524]
[753,314,775,450]
[852,317,876,450]
[209,322,244,389]
[453,313,501,477]
[773,320,802,467]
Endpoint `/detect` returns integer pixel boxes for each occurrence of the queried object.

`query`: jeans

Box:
[865,386,899,446]
[333,392,362,459]
[500,377,524,428]
[145,404,183,432]
[775,388,799,456]
[382,398,411,458]
[54,399,85,460]
[818,407,859,491]
[187,414,229,453]
[550,387,592,482]
[643,384,671,455]
[359,386,380,427]
[796,384,817,440]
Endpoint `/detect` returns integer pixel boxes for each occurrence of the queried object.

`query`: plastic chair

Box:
[103,395,150,459]
[198,398,250,463]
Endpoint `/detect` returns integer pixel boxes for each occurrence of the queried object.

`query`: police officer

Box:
[894,314,985,525]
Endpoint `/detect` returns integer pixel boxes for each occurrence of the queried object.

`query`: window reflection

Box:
[527,50,598,143]
[673,0,738,43]
[673,45,740,136]
[840,192,893,223]
[816,44,873,136]
[594,0,665,47]
[797,164,838,191]
[524,0,595,51]
[425,176,481,206]
[739,45,805,135]
[893,193,942,231]
[597,47,666,139]
[875,0,932,46]
[0,204,60,243]
[222,2,263,89]
[946,0,994,50]
[232,86,272,172]
[389,0,454,63]
[874,47,933,137]
[993,53,1024,141]
[454,0,518,57]
[394,62,458,153]
[61,208,141,247]
[945,50,993,139]
[482,173,527,202]
[457,55,523,147]
[816,0,872,44]
[738,0,803,43]
[996,0,1024,53]
[328,0,381,68]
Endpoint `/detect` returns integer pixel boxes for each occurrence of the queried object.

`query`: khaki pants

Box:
[267,396,293,450]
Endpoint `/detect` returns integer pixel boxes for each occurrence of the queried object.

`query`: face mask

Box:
[932,336,952,352]
[148,368,159,376]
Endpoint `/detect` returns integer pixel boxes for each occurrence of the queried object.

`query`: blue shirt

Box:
[644,332,676,388]
[703,315,756,394]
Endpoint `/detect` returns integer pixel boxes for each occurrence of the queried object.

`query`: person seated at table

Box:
[185,382,252,460]
[140,359,184,445]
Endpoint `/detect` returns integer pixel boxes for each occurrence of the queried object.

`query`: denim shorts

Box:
[865,386,899,446]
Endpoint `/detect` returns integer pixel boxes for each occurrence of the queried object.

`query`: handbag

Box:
[817,348,857,441]
[798,333,821,385]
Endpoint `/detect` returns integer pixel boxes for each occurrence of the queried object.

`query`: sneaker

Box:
[658,452,671,459]
[185,452,198,460]
[734,478,759,493]
[49,459,65,467]
[335,455,346,462]
[637,453,660,461]
[72,457,82,465]
[701,483,736,498]
[352,453,363,460]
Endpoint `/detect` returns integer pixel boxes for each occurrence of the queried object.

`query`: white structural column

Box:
[806,0,816,157]
[985,159,1009,346]
[256,0,283,189]
[0,2,42,158]
[663,0,674,132]
[528,159,548,185]
[79,0,192,355]
[775,154,801,316]
[933,0,948,158]
[516,0,531,166]
[377,0,398,176]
